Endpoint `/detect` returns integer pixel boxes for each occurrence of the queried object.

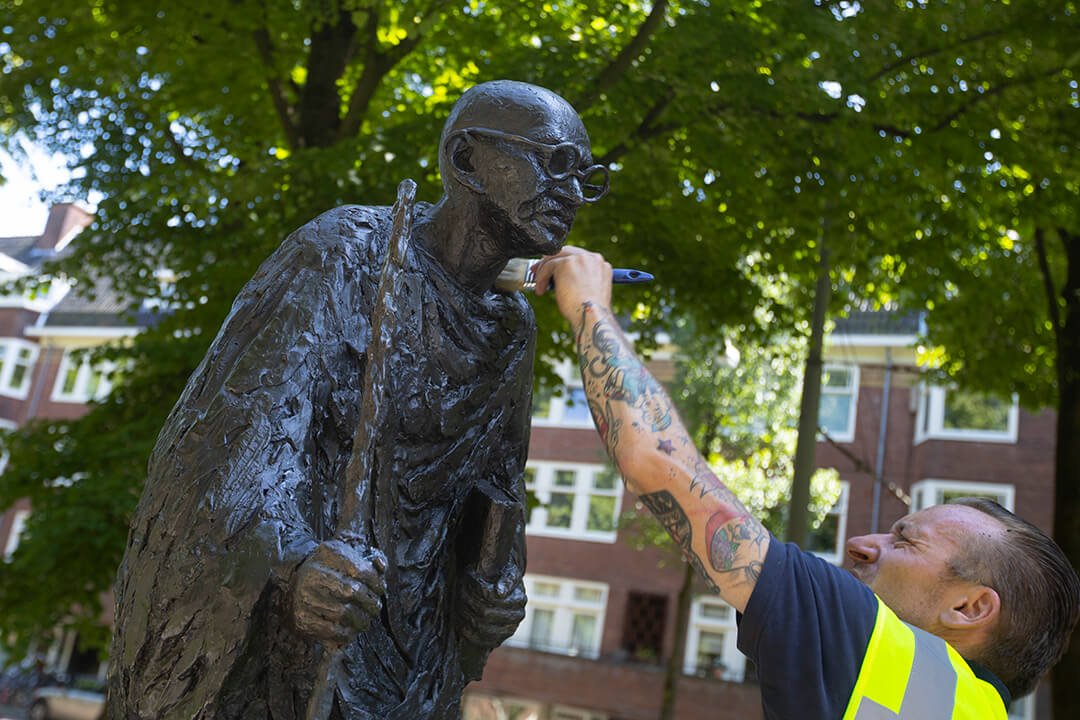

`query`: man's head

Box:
[439,80,607,256]
[846,498,1080,698]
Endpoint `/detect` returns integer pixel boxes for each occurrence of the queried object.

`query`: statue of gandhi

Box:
[106,80,608,720]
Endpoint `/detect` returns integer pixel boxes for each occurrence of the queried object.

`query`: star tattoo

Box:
[657,438,675,455]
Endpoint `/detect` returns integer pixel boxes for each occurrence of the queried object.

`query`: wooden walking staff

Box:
[304,179,417,720]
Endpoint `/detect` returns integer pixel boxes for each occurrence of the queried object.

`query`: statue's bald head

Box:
[439,81,589,191]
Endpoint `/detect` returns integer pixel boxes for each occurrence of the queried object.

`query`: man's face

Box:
[845,504,1001,633]
[466,113,604,256]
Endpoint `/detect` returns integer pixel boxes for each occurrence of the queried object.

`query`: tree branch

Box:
[336,0,454,141]
[866,29,1008,83]
[597,91,677,165]
[252,26,300,150]
[575,0,671,112]
[927,65,1066,133]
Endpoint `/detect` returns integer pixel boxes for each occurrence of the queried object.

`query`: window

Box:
[805,481,849,564]
[818,364,858,442]
[508,575,608,659]
[911,479,1015,513]
[915,385,1019,444]
[524,462,623,542]
[3,509,30,561]
[683,596,746,681]
[621,592,667,663]
[0,339,38,399]
[532,363,595,428]
[51,349,116,403]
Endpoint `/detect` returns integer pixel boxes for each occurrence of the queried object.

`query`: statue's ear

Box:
[446,134,484,193]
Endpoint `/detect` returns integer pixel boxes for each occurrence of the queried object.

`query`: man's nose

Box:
[549,175,585,205]
[845,534,885,564]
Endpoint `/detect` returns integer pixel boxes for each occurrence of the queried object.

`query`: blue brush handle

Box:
[612,268,654,284]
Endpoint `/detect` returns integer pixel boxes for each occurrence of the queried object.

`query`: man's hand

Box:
[532,247,613,327]
[289,539,386,646]
[458,568,526,648]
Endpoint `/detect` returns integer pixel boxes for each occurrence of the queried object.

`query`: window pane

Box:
[530,608,554,648]
[940,489,1005,506]
[533,581,560,597]
[563,387,592,422]
[60,363,80,394]
[8,364,27,390]
[593,467,618,490]
[554,470,576,487]
[942,389,1010,431]
[822,368,851,389]
[86,368,104,398]
[805,515,839,554]
[570,613,596,652]
[532,384,553,419]
[818,394,852,435]
[698,602,732,621]
[696,630,727,673]
[573,586,603,603]
[586,495,615,532]
[546,493,573,528]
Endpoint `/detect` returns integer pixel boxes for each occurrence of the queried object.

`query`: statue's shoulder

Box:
[288,204,393,254]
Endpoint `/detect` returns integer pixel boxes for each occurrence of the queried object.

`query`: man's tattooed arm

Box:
[638,490,720,593]
[573,302,769,611]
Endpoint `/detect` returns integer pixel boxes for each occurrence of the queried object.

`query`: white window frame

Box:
[508,574,608,660]
[911,479,1015,513]
[0,338,39,400]
[914,384,1019,444]
[818,363,859,442]
[531,361,595,428]
[806,481,849,565]
[51,349,116,403]
[524,461,623,543]
[683,595,746,682]
[4,509,30,561]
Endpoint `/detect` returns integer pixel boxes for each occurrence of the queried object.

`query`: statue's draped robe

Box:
[107,191,534,720]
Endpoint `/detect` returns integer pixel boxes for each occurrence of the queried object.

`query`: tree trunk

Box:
[659,560,694,720]
[788,239,830,546]
[1052,228,1080,720]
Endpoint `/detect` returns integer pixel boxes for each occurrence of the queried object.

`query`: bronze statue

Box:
[105,80,607,719]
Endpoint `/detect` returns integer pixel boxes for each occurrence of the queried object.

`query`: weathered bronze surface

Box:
[106,80,600,719]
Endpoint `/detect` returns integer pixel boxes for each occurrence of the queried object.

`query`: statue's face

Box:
[461,106,608,256]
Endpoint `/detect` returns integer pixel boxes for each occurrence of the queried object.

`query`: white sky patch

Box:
[819,81,843,99]
[846,94,866,112]
[0,138,98,235]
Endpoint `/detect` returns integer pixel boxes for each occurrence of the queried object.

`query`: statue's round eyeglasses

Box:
[458,127,610,202]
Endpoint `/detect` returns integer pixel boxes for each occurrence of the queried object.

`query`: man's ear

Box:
[940,585,1000,630]
[446,135,484,193]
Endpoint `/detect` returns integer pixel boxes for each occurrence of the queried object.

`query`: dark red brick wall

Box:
[474,646,763,720]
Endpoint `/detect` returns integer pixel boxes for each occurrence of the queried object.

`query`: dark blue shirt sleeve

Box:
[737,536,879,720]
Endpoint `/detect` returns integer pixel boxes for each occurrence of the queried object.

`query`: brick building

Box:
[466,314,1052,720]
[0,202,139,678]
[0,208,1056,718]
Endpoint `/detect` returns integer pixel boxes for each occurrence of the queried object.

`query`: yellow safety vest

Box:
[842,597,1008,720]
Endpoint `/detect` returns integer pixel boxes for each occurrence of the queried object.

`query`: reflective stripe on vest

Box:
[842,597,1008,720]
